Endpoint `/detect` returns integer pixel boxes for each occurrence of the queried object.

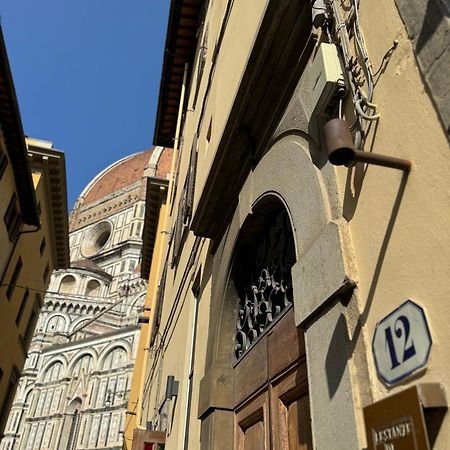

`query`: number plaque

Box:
[372,300,432,386]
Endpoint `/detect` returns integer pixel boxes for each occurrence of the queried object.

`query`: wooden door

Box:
[234,309,312,450]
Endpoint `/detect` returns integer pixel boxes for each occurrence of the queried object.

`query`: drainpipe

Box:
[135,62,189,430]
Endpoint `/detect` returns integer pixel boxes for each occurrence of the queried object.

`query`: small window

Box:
[46,315,65,332]
[6,258,22,300]
[0,367,19,433]
[60,275,76,294]
[136,222,142,237]
[120,261,126,273]
[16,289,29,326]
[24,308,38,348]
[140,204,145,217]
[85,280,101,296]
[4,194,21,242]
[0,147,8,180]
[128,260,135,272]
[39,237,46,256]
[43,263,50,284]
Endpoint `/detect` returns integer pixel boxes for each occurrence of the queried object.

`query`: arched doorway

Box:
[230,197,312,449]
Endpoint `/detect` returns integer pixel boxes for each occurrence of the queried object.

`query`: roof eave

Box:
[0,26,39,226]
[153,0,203,147]
[28,144,70,269]
[141,178,169,280]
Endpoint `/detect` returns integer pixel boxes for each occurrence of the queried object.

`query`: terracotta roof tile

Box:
[83,150,152,204]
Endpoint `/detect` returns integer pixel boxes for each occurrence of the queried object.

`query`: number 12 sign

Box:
[372,300,432,386]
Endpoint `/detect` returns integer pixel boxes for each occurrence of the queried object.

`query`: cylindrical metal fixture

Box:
[323,118,355,166]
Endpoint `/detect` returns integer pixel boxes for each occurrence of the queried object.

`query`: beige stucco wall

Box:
[0,170,59,433]
[337,0,450,447]
[0,134,17,282]
[140,0,450,448]
[124,201,168,449]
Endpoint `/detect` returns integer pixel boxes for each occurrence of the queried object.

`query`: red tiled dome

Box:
[82,150,153,204]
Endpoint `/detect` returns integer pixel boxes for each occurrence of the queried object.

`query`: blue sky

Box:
[1,0,170,209]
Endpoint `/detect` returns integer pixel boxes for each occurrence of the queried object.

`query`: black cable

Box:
[0,283,143,308]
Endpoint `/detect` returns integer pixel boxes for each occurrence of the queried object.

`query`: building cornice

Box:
[153,0,203,147]
[28,142,70,269]
[42,324,139,355]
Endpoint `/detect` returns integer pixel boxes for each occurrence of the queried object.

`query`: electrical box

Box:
[310,43,345,118]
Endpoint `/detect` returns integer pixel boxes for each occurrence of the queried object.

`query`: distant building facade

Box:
[0,148,171,450]
[0,25,69,437]
[131,0,450,449]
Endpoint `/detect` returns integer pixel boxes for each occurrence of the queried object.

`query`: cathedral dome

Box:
[69,146,172,232]
[77,146,172,206]
[81,150,151,205]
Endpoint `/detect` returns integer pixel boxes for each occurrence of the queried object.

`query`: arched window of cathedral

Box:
[85,279,101,297]
[72,354,93,378]
[46,315,67,333]
[64,398,82,450]
[59,275,77,294]
[43,361,63,382]
[102,347,127,370]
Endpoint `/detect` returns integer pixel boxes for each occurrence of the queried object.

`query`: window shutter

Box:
[171,194,185,268]
[184,133,198,223]
[151,261,168,346]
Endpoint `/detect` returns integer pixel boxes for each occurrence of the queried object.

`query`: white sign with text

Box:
[372,300,432,386]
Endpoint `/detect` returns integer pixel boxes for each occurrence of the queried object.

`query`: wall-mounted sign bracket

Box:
[364,383,447,450]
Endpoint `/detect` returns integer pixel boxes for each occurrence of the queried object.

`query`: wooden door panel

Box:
[234,335,268,407]
[267,309,305,380]
[235,391,270,450]
[270,366,312,450]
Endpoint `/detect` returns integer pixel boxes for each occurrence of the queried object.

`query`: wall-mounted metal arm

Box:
[323,118,411,171]
[352,149,411,171]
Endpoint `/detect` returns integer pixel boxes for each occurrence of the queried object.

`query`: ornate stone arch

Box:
[69,316,90,333]
[85,278,102,297]
[45,313,70,333]
[59,274,78,294]
[40,357,68,383]
[127,292,146,315]
[98,342,132,369]
[68,349,98,374]
[58,397,83,450]
[198,135,360,449]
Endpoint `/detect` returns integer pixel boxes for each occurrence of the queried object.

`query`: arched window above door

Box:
[233,198,296,360]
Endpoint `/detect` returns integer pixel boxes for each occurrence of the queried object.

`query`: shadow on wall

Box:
[325,170,409,398]
[325,313,350,399]
[416,0,450,53]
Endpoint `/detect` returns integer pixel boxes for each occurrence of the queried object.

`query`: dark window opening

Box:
[23,308,38,349]
[16,289,29,326]
[0,148,8,180]
[6,258,22,300]
[43,263,50,284]
[0,367,19,434]
[39,237,46,256]
[4,194,21,242]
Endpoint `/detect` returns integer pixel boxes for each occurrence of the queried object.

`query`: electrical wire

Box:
[0,283,143,308]
[330,0,380,142]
